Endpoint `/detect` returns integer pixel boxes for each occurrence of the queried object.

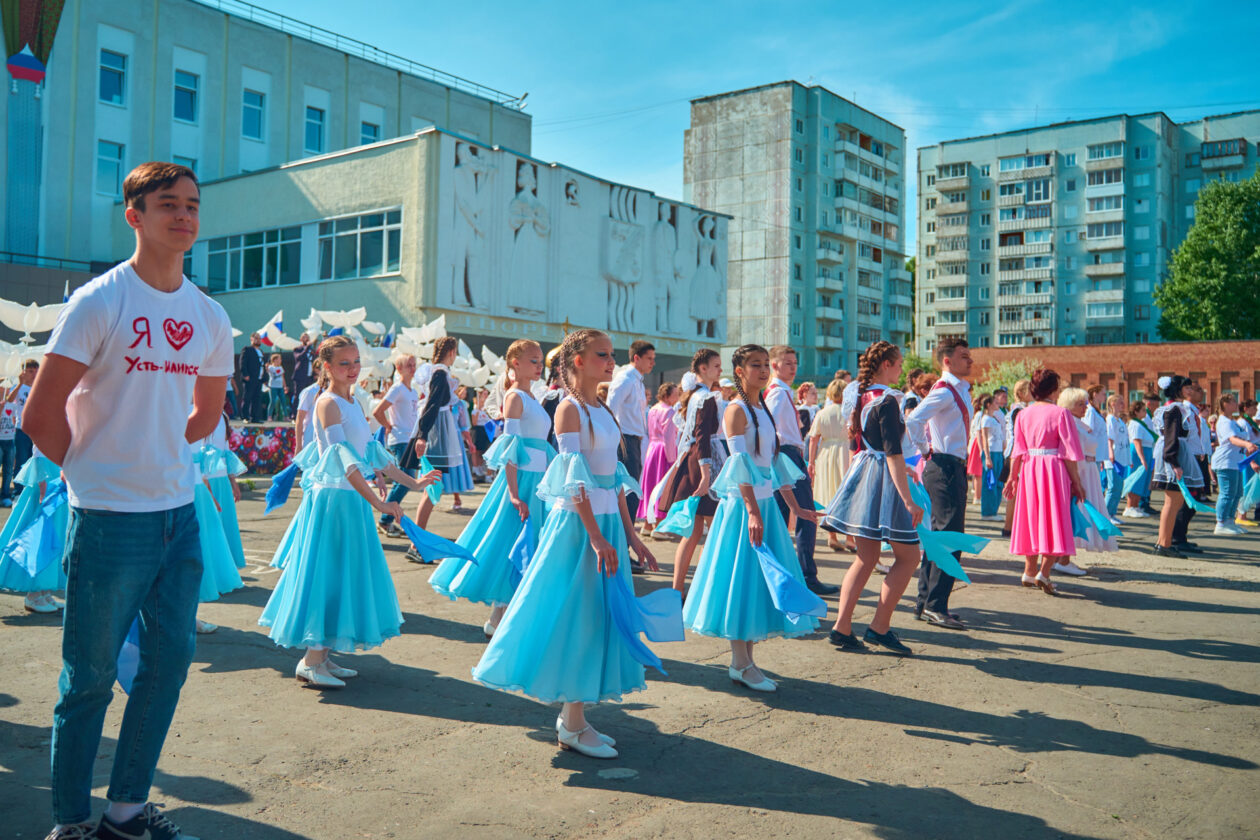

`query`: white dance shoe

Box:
[557,716,614,746]
[483,621,497,639]
[295,659,345,688]
[729,664,777,693]
[1054,560,1087,576]
[24,595,59,614]
[325,658,358,678]
[556,721,618,759]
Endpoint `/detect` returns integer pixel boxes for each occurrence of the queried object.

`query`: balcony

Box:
[816,305,845,321]
[938,199,969,215]
[997,241,1053,257]
[997,164,1053,183]
[998,292,1053,307]
[997,215,1052,233]
[890,291,913,308]
[1084,181,1125,199]
[1085,156,1124,172]
[816,244,845,264]
[1085,288,1125,304]
[997,267,1053,282]
[933,319,968,333]
[1000,314,1056,331]
[936,245,970,261]
[1084,235,1125,251]
[998,193,1026,207]
[1201,153,1246,171]
[857,256,883,273]
[884,156,901,176]
[819,335,844,350]
[816,275,845,293]
[1086,309,1125,324]
[935,174,969,192]
[1083,262,1125,277]
[1085,208,1125,225]
[823,223,857,240]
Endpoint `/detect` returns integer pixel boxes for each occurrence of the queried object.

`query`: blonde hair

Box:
[1013,378,1032,403]
[269,353,282,364]
[391,352,416,370]
[1057,387,1088,409]
[825,378,845,404]
[316,336,356,390]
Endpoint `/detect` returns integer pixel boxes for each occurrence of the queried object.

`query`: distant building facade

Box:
[916,110,1260,354]
[685,81,911,377]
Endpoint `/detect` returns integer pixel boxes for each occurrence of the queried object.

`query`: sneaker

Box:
[1235,517,1259,528]
[195,619,217,634]
[96,803,199,840]
[1053,560,1088,576]
[44,825,96,840]
[1214,522,1247,536]
[0,497,11,508]
[874,562,891,575]
[979,514,1004,522]
[1122,507,1148,519]
[404,546,432,564]
[863,627,912,656]
[1108,517,1125,527]
[25,595,59,614]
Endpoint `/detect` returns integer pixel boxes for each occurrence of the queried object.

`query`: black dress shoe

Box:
[922,609,966,630]
[1173,541,1203,553]
[630,560,646,575]
[807,578,840,595]
[1000,529,1012,538]
[828,629,866,651]
[864,627,912,656]
[1149,544,1185,558]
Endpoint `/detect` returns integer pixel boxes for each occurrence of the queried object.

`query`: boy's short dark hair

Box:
[934,337,968,366]
[630,340,655,360]
[124,162,199,211]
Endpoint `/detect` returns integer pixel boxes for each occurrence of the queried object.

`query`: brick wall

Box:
[971,341,1260,405]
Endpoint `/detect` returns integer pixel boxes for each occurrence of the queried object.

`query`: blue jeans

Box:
[51,505,203,824]
[0,438,14,500]
[1103,463,1125,516]
[1216,469,1242,524]
[379,442,415,526]
[980,452,1004,516]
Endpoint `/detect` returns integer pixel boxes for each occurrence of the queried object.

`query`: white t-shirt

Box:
[1105,415,1131,467]
[1212,416,1248,471]
[267,363,285,389]
[46,264,233,511]
[0,402,16,440]
[980,414,1004,458]
[296,382,320,447]
[382,381,420,447]
[9,383,30,428]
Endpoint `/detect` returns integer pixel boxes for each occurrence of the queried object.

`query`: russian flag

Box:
[382,322,396,348]
[62,280,70,303]
[258,310,284,346]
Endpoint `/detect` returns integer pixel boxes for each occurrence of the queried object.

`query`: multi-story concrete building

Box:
[685,82,912,377]
[1,0,528,269]
[915,110,1260,353]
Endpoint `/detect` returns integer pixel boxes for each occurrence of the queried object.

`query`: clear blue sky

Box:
[260,0,1260,252]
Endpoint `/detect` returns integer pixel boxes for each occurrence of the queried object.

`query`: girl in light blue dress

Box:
[259,336,441,689]
[191,444,244,633]
[0,446,67,614]
[200,413,247,568]
[473,328,680,760]
[430,340,554,636]
[683,344,823,693]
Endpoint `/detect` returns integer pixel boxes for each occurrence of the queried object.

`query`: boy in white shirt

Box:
[25,162,232,840]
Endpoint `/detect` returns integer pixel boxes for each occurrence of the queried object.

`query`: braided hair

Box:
[556,328,623,450]
[850,340,900,443]
[432,336,458,365]
[731,344,777,457]
[678,348,720,416]
[316,335,357,391]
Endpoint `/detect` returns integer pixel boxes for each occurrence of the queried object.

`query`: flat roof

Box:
[691,80,905,132]
[196,126,732,219]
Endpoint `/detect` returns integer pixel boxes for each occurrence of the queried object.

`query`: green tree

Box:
[975,357,1041,395]
[905,256,917,348]
[1156,171,1260,340]
[897,350,936,390]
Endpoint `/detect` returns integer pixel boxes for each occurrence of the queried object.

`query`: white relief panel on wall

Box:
[434,134,727,342]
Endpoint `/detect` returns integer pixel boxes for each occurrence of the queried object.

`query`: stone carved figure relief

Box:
[690,215,723,339]
[651,202,678,334]
[603,186,643,332]
[507,160,549,314]
[451,143,494,309]
[564,179,580,207]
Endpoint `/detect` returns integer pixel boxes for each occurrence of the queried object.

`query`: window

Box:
[925,221,936,233]
[926,292,935,304]
[794,206,803,222]
[795,118,803,134]
[1202,138,1244,159]
[96,140,125,196]
[1063,257,1077,270]
[1134,305,1150,321]
[361,121,380,145]
[1064,281,1075,294]
[1134,278,1151,292]
[980,188,991,201]
[1134,225,1150,240]
[1185,152,1200,167]
[317,209,403,281]
[242,90,265,139]
[1087,168,1123,186]
[1064,153,1076,167]
[1065,178,1076,192]
[980,164,990,177]
[939,285,966,299]
[1087,302,1123,318]
[999,153,1051,171]
[823,126,830,139]
[980,237,991,251]
[979,312,990,325]
[305,106,326,154]
[1133,145,1151,161]
[925,197,937,209]
[1087,195,1123,212]
[99,50,126,105]
[821,210,828,226]
[1087,141,1124,160]
[998,333,1023,346]
[1064,230,1075,243]
[793,263,802,280]
[980,263,990,275]
[795,177,803,193]
[791,322,801,338]
[795,147,804,163]
[172,155,197,174]
[793,234,801,249]
[822,153,829,167]
[173,70,199,122]
[207,226,303,293]
[938,162,967,179]
[926,174,936,186]
[1133,252,1150,267]
[1185,205,1195,220]
[793,293,801,309]
[1086,221,1124,238]
[979,212,991,225]
[1027,178,1051,202]
[999,182,1024,196]
[1134,172,1151,187]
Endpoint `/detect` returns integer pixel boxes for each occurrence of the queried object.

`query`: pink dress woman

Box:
[638,402,679,519]
[1009,402,1085,557]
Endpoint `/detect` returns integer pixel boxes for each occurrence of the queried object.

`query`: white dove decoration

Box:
[360,320,386,336]
[0,298,66,343]
[315,307,367,329]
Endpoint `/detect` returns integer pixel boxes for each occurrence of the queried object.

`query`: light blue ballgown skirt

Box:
[194,482,244,602]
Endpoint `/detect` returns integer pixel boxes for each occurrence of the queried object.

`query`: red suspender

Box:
[931,380,971,445]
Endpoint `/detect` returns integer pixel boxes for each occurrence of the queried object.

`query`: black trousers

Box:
[243,381,265,422]
[1173,456,1211,542]
[619,434,644,517]
[917,453,965,614]
[776,445,819,582]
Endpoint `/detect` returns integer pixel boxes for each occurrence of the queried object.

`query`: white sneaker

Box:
[483,620,497,639]
[1054,560,1087,576]
[874,563,891,575]
[24,595,59,614]
[1215,522,1247,536]
[195,619,218,634]
[1108,517,1125,527]
[980,514,1004,522]
[1122,507,1148,519]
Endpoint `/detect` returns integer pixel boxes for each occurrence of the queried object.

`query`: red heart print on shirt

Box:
[163,318,194,351]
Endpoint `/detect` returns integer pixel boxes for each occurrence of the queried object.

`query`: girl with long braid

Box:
[474,329,676,760]
[821,341,924,654]
[430,340,556,636]
[259,336,441,688]
[657,349,724,593]
[401,336,463,534]
[683,345,822,692]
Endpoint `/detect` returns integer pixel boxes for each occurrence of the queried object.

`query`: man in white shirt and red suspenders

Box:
[904,338,974,630]
[766,346,839,595]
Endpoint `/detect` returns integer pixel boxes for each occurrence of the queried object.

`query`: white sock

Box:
[106,801,146,823]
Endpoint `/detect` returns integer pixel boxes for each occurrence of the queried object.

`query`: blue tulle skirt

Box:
[0,479,68,593]
[443,445,475,494]
[206,475,247,568]
[268,486,312,570]
[472,508,647,704]
[822,450,918,544]
[194,483,243,602]
[430,466,549,607]
[259,485,403,651]
[684,493,820,641]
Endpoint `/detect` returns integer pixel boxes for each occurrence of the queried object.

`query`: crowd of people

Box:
[3,161,1259,840]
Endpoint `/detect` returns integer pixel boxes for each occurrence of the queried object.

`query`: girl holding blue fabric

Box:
[978,395,1005,521]
[430,340,555,637]
[1124,399,1156,518]
[473,328,670,760]
[684,344,822,690]
[190,444,244,634]
[1150,375,1203,558]
[822,341,922,655]
[1211,393,1257,535]
[401,336,465,531]
[200,413,246,568]
[259,336,441,689]
[0,445,67,614]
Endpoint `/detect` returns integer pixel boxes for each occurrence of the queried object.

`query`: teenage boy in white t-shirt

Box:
[25,162,232,840]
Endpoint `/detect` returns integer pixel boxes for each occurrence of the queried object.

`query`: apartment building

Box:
[915,110,1260,352]
[685,81,912,377]
[0,0,529,267]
